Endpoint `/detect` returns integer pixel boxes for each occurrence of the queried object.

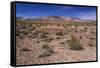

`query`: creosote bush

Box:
[38,50,51,58]
[88,43,95,47]
[38,43,55,58]
[20,47,32,52]
[67,35,83,50]
[56,31,64,36]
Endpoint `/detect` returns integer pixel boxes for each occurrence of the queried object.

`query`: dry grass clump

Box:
[56,36,61,39]
[91,30,96,34]
[56,31,64,36]
[90,37,96,40]
[80,29,87,32]
[67,35,83,50]
[42,37,53,43]
[38,43,55,58]
[20,47,32,52]
[88,43,95,47]
[88,40,96,47]
[40,32,49,39]
[38,50,51,58]
[60,42,66,46]
[84,27,88,30]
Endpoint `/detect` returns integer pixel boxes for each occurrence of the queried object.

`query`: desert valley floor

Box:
[16,19,96,65]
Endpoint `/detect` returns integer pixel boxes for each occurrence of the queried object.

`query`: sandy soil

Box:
[16,25,96,65]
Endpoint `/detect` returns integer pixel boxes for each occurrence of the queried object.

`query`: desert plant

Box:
[41,43,49,49]
[88,43,96,47]
[90,37,96,40]
[40,32,49,39]
[79,36,82,39]
[60,42,65,44]
[42,38,53,42]
[38,50,51,58]
[67,35,83,50]
[80,29,87,32]
[20,47,32,52]
[91,30,96,34]
[31,31,39,38]
[60,42,66,46]
[37,40,40,43]
[84,27,88,29]
[56,37,60,39]
[38,43,55,58]
[42,43,55,53]
[18,34,24,39]
[56,31,64,36]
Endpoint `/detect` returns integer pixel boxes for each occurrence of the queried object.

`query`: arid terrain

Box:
[16,16,97,65]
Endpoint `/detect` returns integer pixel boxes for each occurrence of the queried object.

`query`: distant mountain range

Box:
[16,16,96,23]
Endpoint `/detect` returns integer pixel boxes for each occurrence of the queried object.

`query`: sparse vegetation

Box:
[38,43,55,58]
[90,37,96,40]
[84,27,88,30]
[20,47,32,52]
[42,37,53,42]
[56,36,61,39]
[67,35,83,50]
[38,50,51,58]
[60,42,66,46]
[80,29,87,32]
[79,36,82,39]
[41,43,50,49]
[88,43,96,47]
[91,30,96,34]
[56,31,64,36]
[16,18,96,65]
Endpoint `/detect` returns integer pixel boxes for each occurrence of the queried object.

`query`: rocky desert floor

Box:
[16,22,96,65]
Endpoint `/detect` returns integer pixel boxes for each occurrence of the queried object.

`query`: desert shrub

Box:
[56,37,60,39]
[65,30,70,34]
[16,32,20,36]
[84,27,88,29]
[88,43,96,47]
[56,31,64,36]
[43,38,53,42]
[38,50,51,58]
[91,30,96,34]
[27,33,32,38]
[32,34,38,38]
[75,30,78,32]
[67,35,83,50]
[18,34,24,39]
[80,29,87,32]
[23,31,29,35]
[31,32,39,38]
[74,23,79,27]
[32,35,38,38]
[17,29,29,36]
[38,43,55,58]
[20,47,31,52]
[42,43,55,53]
[46,48,55,54]
[40,32,49,39]
[41,43,49,49]
[79,36,82,39]
[60,42,65,44]
[60,42,66,46]
[90,37,96,40]
[37,40,40,43]
[29,27,36,31]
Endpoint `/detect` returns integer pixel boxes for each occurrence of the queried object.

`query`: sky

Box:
[16,3,97,20]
